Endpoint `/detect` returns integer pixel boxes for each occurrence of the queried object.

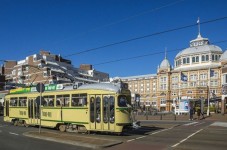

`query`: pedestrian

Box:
[197,108,201,120]
[189,108,193,120]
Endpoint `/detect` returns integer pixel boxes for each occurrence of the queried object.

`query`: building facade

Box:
[0,50,109,87]
[120,33,226,113]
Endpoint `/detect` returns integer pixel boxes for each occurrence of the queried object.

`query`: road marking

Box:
[0,130,2,133]
[136,136,146,139]
[9,132,19,136]
[194,122,205,126]
[127,126,174,143]
[183,122,198,126]
[149,126,174,135]
[127,139,135,142]
[171,129,203,148]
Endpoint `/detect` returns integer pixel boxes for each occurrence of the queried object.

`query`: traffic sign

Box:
[36,83,45,93]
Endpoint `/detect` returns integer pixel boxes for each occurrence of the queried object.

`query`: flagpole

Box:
[207,68,210,116]
[197,17,200,36]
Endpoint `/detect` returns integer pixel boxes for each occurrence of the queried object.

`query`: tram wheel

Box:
[59,124,66,132]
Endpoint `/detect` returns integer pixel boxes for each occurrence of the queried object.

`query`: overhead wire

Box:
[64,16,227,57]
[93,39,227,66]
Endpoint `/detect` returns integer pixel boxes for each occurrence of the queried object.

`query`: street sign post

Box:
[36,83,45,133]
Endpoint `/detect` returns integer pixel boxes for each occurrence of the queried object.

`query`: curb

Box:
[23,131,122,149]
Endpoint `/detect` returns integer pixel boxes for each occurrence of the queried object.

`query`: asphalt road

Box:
[0,116,90,150]
[1,116,227,150]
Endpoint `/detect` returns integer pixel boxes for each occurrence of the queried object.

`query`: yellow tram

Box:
[4,82,132,133]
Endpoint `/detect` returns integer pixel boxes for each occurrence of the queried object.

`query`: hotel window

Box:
[202,55,205,61]
[196,56,199,62]
[182,82,187,88]
[192,57,195,63]
[160,98,166,105]
[190,74,197,81]
[200,81,207,86]
[160,84,167,90]
[187,57,190,63]
[190,82,196,87]
[200,73,207,80]
[210,80,218,86]
[183,58,186,64]
[160,77,167,83]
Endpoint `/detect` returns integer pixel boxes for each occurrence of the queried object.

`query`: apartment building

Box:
[1,50,109,87]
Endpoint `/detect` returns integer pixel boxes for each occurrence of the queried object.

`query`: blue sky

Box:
[1,0,227,77]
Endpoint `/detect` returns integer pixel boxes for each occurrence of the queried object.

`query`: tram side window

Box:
[56,95,70,107]
[10,97,18,106]
[43,95,55,107]
[118,96,129,107]
[19,97,27,106]
[71,94,87,107]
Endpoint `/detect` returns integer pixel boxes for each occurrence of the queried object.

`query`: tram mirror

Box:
[35,96,45,106]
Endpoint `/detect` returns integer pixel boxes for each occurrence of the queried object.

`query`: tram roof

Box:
[78,82,124,93]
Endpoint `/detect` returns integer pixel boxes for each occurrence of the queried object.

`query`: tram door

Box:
[28,99,38,124]
[103,95,115,131]
[90,95,102,130]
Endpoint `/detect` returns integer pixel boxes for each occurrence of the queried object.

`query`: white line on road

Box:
[136,136,146,139]
[9,132,19,136]
[194,122,205,126]
[171,129,203,148]
[149,126,174,135]
[127,139,135,142]
[127,126,174,143]
[183,122,198,126]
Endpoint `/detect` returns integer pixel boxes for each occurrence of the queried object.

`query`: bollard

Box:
[160,114,162,120]
[174,114,176,121]
[146,113,148,120]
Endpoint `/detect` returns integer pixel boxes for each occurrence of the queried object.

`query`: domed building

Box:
[169,32,223,114]
[120,30,226,114]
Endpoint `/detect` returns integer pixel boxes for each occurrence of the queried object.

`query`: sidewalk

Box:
[135,113,227,122]
[23,131,122,149]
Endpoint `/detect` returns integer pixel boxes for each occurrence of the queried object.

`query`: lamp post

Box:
[207,86,210,116]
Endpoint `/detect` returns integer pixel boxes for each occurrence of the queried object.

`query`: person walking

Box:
[189,108,193,120]
[197,108,201,120]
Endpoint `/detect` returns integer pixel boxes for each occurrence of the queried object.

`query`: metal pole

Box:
[39,85,42,133]
[207,86,210,116]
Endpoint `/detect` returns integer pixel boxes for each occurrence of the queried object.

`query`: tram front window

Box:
[118,96,129,107]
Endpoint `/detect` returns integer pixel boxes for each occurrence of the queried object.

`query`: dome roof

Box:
[175,34,222,58]
[176,45,222,58]
[220,50,227,61]
[160,58,170,69]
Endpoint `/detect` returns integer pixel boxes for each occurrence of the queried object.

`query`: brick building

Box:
[0,50,109,87]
